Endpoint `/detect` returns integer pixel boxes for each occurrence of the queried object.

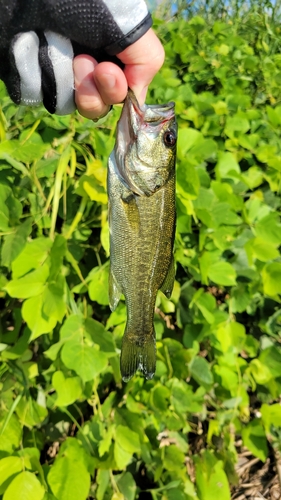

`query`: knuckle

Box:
[75,94,108,119]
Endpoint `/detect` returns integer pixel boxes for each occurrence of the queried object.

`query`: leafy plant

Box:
[0,5,281,500]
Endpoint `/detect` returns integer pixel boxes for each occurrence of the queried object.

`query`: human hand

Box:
[74,28,165,120]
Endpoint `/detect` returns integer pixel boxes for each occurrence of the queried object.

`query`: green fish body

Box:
[108,90,177,382]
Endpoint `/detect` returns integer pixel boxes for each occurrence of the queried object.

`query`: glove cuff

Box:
[105,13,152,56]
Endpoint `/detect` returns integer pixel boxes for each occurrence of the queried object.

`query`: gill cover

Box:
[114,89,176,196]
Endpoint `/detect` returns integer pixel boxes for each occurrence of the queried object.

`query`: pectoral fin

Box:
[109,267,122,311]
[121,187,140,234]
[160,257,175,299]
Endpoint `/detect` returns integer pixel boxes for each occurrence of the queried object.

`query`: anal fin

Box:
[160,257,175,299]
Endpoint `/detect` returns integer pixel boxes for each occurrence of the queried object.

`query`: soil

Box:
[231,443,281,500]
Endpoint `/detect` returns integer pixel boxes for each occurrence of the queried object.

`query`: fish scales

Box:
[108,90,177,381]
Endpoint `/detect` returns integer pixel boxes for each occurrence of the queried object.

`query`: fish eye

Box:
[163,130,176,148]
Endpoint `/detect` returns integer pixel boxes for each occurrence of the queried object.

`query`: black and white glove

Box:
[0,0,152,115]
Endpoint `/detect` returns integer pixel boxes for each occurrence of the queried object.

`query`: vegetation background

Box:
[0,1,281,498]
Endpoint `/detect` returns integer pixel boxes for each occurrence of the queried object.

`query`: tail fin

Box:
[120,331,156,382]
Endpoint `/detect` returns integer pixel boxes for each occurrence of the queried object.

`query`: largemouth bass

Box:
[108,90,177,382]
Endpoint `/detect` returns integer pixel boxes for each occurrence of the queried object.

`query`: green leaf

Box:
[250,359,273,384]
[163,445,185,472]
[85,318,116,355]
[208,261,236,286]
[42,278,66,323]
[1,218,32,267]
[88,265,109,305]
[114,442,132,470]
[225,114,250,137]
[3,471,45,500]
[52,372,82,407]
[211,202,242,226]
[0,456,22,494]
[16,397,48,428]
[177,128,201,159]
[116,472,136,500]
[215,321,246,353]
[212,100,228,115]
[100,220,110,257]
[6,193,22,225]
[12,237,52,279]
[166,489,189,500]
[194,450,230,500]
[262,263,281,296]
[214,366,238,393]
[0,414,22,453]
[215,152,240,179]
[22,294,57,340]
[114,426,140,468]
[246,237,279,262]
[190,356,214,388]
[44,340,63,361]
[0,152,29,176]
[0,184,11,231]
[99,426,114,458]
[190,137,217,160]
[34,157,58,178]
[47,443,90,500]
[230,284,251,313]
[150,384,170,411]
[60,314,84,341]
[78,175,107,203]
[242,419,268,462]
[5,264,49,299]
[17,447,41,472]
[256,144,277,163]
[115,426,141,455]
[177,161,200,199]
[266,105,281,126]
[171,379,203,414]
[194,292,216,324]
[199,251,221,285]
[96,470,110,500]
[255,213,281,245]
[48,234,66,280]
[258,347,281,380]
[0,137,48,163]
[261,404,281,435]
[61,340,108,382]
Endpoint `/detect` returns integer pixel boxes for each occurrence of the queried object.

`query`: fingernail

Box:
[73,57,95,86]
[97,73,116,90]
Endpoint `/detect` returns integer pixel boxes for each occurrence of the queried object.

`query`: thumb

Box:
[117,28,165,105]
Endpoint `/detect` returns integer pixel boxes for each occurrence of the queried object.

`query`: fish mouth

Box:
[127,88,175,128]
[121,89,175,146]
[115,89,175,195]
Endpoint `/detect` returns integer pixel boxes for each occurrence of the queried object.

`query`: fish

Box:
[107,89,177,382]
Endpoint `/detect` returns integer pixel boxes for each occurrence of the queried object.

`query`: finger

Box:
[117,28,165,105]
[73,55,111,120]
[93,61,128,106]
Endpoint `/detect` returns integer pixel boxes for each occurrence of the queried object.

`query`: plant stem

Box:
[65,195,88,240]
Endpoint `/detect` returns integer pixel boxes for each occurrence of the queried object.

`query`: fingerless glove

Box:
[0,0,152,114]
